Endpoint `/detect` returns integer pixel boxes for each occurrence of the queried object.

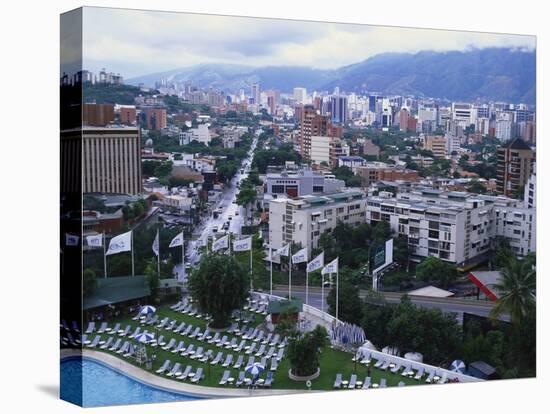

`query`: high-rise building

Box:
[495,112,513,141]
[143,108,167,130]
[119,106,137,125]
[452,102,476,126]
[496,138,535,197]
[330,95,348,124]
[423,135,447,158]
[398,108,410,131]
[299,106,327,160]
[251,82,261,105]
[293,87,307,104]
[82,127,142,194]
[83,103,115,126]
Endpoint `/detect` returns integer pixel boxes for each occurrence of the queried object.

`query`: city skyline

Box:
[80,7,536,78]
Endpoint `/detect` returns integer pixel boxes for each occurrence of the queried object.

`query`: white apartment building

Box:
[365,188,536,266]
[495,112,513,141]
[310,136,331,165]
[269,191,367,254]
[452,102,477,126]
[293,87,307,104]
[445,133,461,155]
[179,124,211,146]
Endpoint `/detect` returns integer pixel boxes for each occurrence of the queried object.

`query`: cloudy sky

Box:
[81,7,536,79]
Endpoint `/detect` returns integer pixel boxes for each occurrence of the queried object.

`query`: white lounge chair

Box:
[334,373,343,388]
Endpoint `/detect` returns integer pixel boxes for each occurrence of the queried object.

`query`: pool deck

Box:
[61,349,310,399]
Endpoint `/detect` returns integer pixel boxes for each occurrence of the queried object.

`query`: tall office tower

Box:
[330,95,348,124]
[476,104,490,119]
[299,105,331,160]
[452,102,477,126]
[251,82,261,105]
[313,96,322,111]
[293,87,307,104]
[143,107,167,130]
[81,127,142,195]
[496,138,535,197]
[398,108,410,131]
[267,96,275,115]
[368,95,378,112]
[83,103,115,126]
[495,112,514,141]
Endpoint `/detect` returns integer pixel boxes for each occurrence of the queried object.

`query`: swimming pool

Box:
[61,357,202,407]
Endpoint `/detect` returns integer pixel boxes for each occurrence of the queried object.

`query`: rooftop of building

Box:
[367,187,523,213]
[501,137,533,151]
[271,190,366,209]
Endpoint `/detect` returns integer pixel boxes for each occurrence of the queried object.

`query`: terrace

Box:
[61,294,478,395]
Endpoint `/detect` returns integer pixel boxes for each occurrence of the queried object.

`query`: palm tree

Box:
[236,184,257,226]
[489,255,536,326]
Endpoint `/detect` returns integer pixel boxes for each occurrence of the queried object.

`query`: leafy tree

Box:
[274,309,298,338]
[489,255,536,326]
[286,325,328,376]
[236,184,257,226]
[326,278,363,324]
[187,254,250,328]
[209,137,223,147]
[493,237,514,269]
[83,268,98,297]
[371,221,391,242]
[144,258,160,301]
[393,236,410,269]
[154,161,173,178]
[415,256,457,289]
[466,179,487,194]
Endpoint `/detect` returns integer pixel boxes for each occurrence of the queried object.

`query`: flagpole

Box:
[249,241,253,292]
[157,229,160,279]
[181,227,189,276]
[321,273,324,314]
[336,268,339,321]
[288,254,292,300]
[269,247,273,296]
[131,230,135,277]
[306,269,309,306]
[103,232,107,279]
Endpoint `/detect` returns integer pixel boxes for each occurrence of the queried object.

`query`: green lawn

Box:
[88,305,422,391]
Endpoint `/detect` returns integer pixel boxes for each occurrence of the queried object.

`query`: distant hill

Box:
[126,48,536,103]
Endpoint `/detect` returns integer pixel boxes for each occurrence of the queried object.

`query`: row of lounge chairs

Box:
[352,350,448,384]
[334,374,387,389]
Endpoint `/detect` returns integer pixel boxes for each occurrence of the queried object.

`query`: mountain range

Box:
[127,48,536,103]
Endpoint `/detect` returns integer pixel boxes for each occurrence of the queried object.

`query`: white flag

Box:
[106,231,132,256]
[169,232,184,248]
[275,244,290,257]
[233,237,252,252]
[65,233,79,247]
[322,257,339,275]
[307,252,324,273]
[86,234,102,247]
[212,235,229,252]
[152,231,160,256]
[291,248,308,264]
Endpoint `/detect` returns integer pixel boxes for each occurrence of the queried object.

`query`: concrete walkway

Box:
[61,349,309,399]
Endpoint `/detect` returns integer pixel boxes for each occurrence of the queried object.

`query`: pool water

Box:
[61,358,201,407]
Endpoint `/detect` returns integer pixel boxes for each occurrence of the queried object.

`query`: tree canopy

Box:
[187,254,250,328]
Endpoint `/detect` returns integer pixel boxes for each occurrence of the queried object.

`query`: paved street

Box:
[273,285,509,322]
[187,136,259,265]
